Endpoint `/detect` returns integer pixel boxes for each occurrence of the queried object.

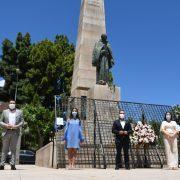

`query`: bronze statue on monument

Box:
[92,34,114,85]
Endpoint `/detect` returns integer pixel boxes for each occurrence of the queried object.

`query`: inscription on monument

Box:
[88,0,100,7]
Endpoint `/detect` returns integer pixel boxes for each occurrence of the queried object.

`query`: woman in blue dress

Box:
[63,108,84,169]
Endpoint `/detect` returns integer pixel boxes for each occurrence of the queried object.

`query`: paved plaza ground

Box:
[0,165,179,180]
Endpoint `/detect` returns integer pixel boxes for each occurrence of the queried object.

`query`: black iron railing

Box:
[54,97,178,169]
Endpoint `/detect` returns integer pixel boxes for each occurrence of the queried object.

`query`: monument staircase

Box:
[55,97,175,169]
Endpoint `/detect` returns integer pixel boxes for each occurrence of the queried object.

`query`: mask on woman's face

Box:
[72,111,77,118]
[166,115,171,121]
[9,104,16,110]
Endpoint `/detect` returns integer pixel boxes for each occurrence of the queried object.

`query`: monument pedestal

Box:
[88,84,120,101]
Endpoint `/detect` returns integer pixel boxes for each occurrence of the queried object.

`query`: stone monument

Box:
[71,0,120,101]
[36,1,121,169]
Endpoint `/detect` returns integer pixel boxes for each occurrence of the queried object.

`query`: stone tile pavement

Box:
[0,165,179,180]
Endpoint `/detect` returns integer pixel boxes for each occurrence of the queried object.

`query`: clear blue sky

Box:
[0,0,180,106]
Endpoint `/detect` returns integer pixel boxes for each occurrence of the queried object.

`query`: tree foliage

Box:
[22,35,74,108]
[0,33,75,149]
[22,101,54,149]
[0,32,32,102]
[172,105,180,125]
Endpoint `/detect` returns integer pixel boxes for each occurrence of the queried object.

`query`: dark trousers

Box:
[115,139,130,168]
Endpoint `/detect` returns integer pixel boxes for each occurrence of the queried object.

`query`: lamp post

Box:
[14,68,20,101]
[14,68,21,164]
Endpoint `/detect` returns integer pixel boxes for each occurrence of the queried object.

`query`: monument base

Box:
[88,84,121,101]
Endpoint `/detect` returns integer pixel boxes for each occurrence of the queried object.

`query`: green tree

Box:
[22,100,54,149]
[23,35,74,108]
[0,32,32,103]
[172,105,180,125]
[16,32,32,78]
[0,39,17,101]
[16,32,32,103]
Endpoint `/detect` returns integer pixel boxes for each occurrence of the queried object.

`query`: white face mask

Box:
[9,104,16,110]
[119,114,125,120]
[72,111,77,118]
[166,115,171,121]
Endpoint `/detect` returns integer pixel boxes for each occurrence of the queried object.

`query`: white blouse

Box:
[160,121,178,134]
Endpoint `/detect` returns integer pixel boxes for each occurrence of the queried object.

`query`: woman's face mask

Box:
[166,114,171,121]
[72,111,77,118]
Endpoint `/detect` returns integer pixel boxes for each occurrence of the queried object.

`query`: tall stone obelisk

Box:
[71,0,106,97]
[71,0,120,101]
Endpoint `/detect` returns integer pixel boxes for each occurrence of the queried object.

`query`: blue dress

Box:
[63,119,84,149]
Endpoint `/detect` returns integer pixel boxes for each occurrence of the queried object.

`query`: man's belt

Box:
[7,129,16,131]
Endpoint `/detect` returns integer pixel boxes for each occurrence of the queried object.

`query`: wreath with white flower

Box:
[130,121,157,146]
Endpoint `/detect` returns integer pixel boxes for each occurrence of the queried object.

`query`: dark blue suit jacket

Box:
[112,119,132,142]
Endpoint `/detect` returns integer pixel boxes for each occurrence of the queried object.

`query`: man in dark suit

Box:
[112,109,132,170]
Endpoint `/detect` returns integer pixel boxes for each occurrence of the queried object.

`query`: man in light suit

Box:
[0,100,24,170]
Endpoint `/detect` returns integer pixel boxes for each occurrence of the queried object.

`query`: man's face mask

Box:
[9,103,16,110]
[119,113,125,120]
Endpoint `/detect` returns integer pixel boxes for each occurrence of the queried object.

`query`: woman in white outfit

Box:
[160,112,179,170]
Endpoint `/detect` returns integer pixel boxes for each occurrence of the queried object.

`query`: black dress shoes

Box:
[0,165,4,170]
[115,165,122,170]
[11,165,16,170]
[125,166,130,170]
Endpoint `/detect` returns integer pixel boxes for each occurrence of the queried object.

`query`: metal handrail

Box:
[93,99,107,169]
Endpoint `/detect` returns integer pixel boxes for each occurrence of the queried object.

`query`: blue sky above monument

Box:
[0,0,179,105]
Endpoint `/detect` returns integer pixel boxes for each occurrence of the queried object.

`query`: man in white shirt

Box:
[9,111,16,126]
[0,100,24,170]
[112,110,132,170]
